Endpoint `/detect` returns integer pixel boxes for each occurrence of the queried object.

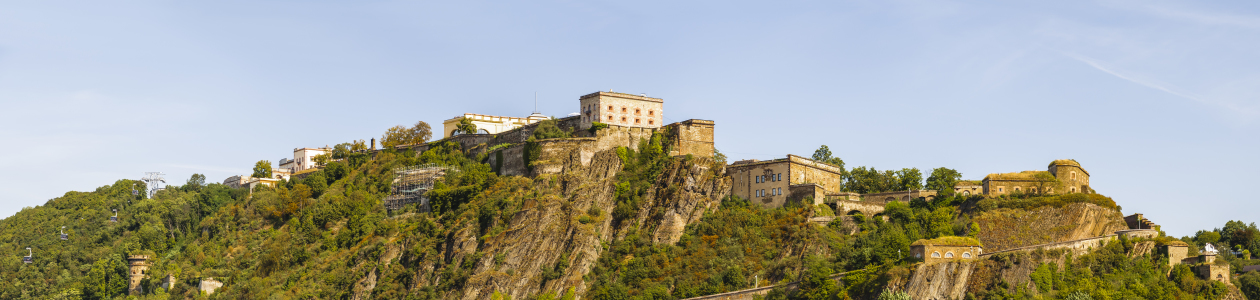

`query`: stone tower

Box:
[1047,159,1090,194]
[578,91,664,130]
[127,255,150,295]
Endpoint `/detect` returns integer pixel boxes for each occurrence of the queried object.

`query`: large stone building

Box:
[441,112,550,138]
[982,159,1091,196]
[578,91,664,130]
[411,91,715,179]
[728,155,845,208]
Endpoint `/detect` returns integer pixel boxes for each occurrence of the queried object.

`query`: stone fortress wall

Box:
[983,159,1091,196]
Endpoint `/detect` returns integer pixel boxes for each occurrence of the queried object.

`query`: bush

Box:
[1240,271,1260,300]
[588,122,609,134]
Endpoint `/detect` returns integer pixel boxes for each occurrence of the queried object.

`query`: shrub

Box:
[588,122,609,134]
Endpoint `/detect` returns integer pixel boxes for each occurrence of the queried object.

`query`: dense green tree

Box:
[253,160,273,178]
[811,145,846,169]
[184,173,206,191]
[847,167,898,193]
[456,117,478,135]
[924,167,961,194]
[332,143,352,159]
[1195,230,1222,245]
[1240,271,1260,300]
[894,168,922,191]
[83,255,127,300]
[1221,220,1260,254]
[794,257,840,300]
[381,121,433,148]
[530,119,571,140]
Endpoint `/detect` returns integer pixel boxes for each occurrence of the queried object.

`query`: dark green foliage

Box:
[456,117,478,135]
[971,238,1229,300]
[894,168,922,191]
[794,257,840,300]
[1029,263,1054,293]
[253,160,273,178]
[587,196,836,299]
[184,173,206,192]
[589,122,609,134]
[811,145,846,170]
[611,134,670,222]
[924,168,961,196]
[83,255,128,299]
[1239,271,1260,300]
[532,119,572,140]
[845,167,899,194]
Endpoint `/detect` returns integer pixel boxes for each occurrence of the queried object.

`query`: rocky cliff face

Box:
[973,203,1126,252]
[445,149,729,299]
[905,261,977,300]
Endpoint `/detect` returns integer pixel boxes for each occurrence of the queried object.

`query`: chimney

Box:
[371,138,376,150]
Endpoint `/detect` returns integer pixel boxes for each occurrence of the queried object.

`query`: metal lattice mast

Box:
[141,172,166,198]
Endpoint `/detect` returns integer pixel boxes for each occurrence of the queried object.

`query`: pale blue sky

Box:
[2,1,1257,237]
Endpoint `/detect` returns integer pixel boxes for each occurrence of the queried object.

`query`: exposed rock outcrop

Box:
[906,261,977,300]
[452,149,730,299]
[973,203,1126,252]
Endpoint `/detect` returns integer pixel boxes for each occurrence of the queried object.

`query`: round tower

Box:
[1047,159,1090,194]
[127,255,150,295]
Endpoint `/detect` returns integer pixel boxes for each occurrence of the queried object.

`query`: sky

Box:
[1,0,1257,237]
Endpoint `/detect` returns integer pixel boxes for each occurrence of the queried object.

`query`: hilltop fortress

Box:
[238,90,1104,214]
[355,91,1104,218]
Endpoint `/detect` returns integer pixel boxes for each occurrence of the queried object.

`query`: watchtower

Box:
[578,91,663,130]
[127,255,150,295]
[1047,159,1090,194]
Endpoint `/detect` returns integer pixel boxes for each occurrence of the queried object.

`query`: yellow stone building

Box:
[441,112,549,138]
[982,159,1091,196]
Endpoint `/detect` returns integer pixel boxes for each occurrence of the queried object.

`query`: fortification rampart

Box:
[836,200,891,216]
[979,229,1155,258]
[663,119,715,157]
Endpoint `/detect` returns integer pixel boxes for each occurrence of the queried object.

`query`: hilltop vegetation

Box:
[0,138,1256,300]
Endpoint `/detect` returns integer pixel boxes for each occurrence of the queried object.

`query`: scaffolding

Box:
[383,164,448,211]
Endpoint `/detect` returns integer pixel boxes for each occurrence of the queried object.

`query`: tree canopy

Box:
[455,117,477,135]
[924,167,961,194]
[252,160,273,179]
[381,121,433,148]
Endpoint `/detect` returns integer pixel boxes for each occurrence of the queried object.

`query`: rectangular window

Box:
[777,173,782,181]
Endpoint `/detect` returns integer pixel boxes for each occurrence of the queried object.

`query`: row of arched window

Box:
[930,251,974,259]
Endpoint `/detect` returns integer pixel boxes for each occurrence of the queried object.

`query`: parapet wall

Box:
[982,234,1118,258]
[484,119,706,177]
[663,119,715,157]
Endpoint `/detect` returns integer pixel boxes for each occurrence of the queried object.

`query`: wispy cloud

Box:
[1062,52,1260,118]
[1062,52,1203,102]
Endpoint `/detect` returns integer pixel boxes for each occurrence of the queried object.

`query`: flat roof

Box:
[579,91,664,103]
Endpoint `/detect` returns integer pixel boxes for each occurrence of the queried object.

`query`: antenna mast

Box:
[534,92,539,114]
